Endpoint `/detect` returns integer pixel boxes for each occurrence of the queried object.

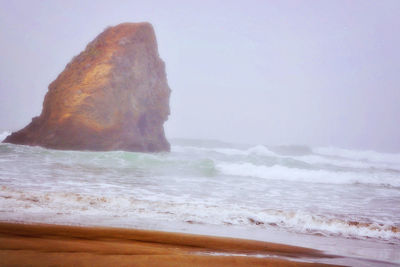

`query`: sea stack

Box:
[4,22,171,152]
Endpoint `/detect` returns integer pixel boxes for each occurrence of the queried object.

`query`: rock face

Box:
[4,22,171,152]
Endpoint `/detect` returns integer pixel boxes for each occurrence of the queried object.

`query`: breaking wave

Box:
[246,209,400,241]
[173,144,400,171]
[314,146,400,166]
[1,186,399,242]
[1,139,400,246]
[216,162,400,187]
[172,144,276,157]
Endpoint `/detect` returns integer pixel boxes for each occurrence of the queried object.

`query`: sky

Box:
[0,0,399,152]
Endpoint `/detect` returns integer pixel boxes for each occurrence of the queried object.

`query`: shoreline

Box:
[0,221,341,266]
[2,216,398,265]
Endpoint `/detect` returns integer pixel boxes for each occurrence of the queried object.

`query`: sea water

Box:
[0,131,399,264]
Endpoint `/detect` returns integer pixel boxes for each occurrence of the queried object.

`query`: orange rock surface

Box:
[4,22,171,152]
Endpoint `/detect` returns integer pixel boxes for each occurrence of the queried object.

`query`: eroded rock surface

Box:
[4,22,171,152]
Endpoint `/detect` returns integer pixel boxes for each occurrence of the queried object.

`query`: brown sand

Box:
[0,222,340,266]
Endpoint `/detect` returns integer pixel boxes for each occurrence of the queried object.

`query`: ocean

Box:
[1,131,399,265]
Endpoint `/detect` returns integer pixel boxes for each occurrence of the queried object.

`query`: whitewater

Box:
[1,131,400,264]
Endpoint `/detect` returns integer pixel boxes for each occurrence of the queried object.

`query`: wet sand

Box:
[0,222,340,266]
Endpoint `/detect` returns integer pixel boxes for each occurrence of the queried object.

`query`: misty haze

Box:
[1,1,399,152]
[0,1,399,266]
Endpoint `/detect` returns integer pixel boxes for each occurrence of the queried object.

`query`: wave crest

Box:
[1,186,399,242]
[314,146,400,165]
[216,162,400,187]
[172,144,276,157]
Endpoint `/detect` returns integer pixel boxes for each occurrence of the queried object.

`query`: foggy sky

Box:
[1,0,399,152]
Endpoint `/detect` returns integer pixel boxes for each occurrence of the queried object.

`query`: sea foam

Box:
[1,139,400,247]
[216,162,400,187]
[314,146,400,165]
[172,144,276,157]
[1,186,399,242]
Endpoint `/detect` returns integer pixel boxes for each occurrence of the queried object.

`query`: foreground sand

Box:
[0,222,340,267]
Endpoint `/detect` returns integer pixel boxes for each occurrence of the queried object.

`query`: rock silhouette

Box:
[4,22,171,152]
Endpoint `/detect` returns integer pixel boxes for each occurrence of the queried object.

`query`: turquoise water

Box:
[0,132,400,265]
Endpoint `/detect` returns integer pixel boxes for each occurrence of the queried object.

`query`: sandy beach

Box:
[0,222,341,266]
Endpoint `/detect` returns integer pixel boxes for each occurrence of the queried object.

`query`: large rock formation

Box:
[4,22,171,152]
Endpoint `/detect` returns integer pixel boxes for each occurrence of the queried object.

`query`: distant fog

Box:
[1,0,399,152]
